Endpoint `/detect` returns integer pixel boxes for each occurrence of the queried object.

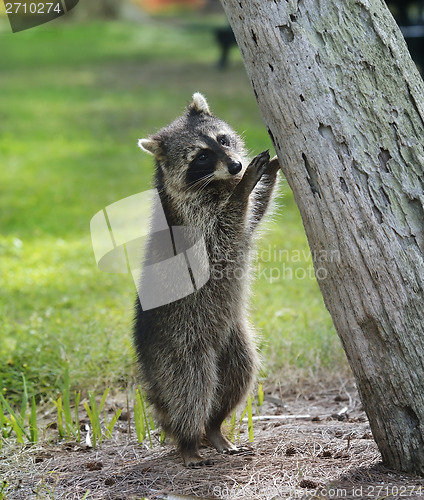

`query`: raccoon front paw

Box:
[267,155,280,174]
[249,149,271,176]
[230,150,271,202]
[242,150,271,190]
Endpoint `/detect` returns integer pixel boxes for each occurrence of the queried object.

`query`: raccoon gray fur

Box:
[133,93,279,467]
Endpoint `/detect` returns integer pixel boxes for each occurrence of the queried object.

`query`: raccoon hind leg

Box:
[205,324,258,454]
[180,437,214,467]
[152,404,213,467]
[153,346,218,467]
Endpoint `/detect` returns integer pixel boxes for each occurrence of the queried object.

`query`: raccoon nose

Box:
[228,161,242,175]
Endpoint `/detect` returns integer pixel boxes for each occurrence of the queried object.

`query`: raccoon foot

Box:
[182,451,214,468]
[206,428,254,456]
[208,431,253,456]
[206,427,238,453]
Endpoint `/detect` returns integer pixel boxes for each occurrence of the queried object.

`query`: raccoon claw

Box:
[182,449,214,468]
[244,150,271,186]
[186,458,214,468]
[250,150,270,175]
[223,445,254,456]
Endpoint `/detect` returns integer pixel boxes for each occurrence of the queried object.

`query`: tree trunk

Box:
[220,0,424,475]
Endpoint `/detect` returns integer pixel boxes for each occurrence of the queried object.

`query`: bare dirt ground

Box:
[2,384,424,500]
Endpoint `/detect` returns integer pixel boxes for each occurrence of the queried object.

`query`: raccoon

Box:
[133,93,279,467]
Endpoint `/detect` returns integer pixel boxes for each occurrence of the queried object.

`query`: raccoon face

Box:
[138,93,248,192]
[185,130,244,186]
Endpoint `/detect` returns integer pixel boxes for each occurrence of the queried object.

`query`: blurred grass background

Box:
[0,10,349,406]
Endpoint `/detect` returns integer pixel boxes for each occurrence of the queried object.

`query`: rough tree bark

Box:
[220,0,424,475]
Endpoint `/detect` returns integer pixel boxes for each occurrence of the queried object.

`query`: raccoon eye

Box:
[218,135,230,147]
[196,152,209,162]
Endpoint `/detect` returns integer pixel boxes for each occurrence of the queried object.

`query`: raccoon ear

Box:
[138,138,163,158]
[187,92,211,116]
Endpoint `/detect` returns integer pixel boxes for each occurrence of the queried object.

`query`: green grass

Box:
[0,14,347,407]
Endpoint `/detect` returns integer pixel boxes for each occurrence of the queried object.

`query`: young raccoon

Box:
[134,93,279,467]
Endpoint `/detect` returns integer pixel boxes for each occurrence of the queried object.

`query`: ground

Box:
[2,384,424,500]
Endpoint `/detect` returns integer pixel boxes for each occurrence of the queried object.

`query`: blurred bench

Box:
[213,5,424,73]
[387,0,424,72]
[214,25,237,69]
[399,24,424,72]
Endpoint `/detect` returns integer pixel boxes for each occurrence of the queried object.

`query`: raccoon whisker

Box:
[189,175,214,185]
[197,174,216,192]
[246,148,255,159]
[186,173,215,192]
[185,178,209,193]
[196,176,215,195]
[187,172,215,183]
